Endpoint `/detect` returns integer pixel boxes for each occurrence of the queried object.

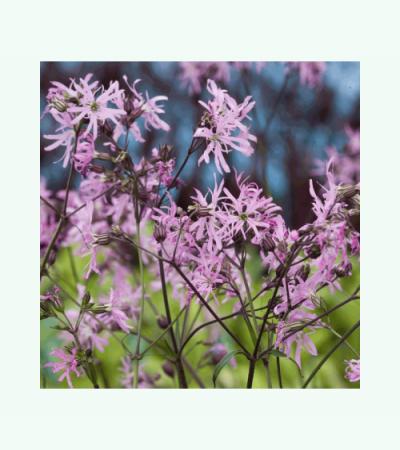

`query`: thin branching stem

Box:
[302,320,360,388]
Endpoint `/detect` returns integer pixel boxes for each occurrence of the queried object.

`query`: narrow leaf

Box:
[212,350,244,387]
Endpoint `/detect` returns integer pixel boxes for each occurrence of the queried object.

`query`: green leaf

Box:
[212,350,244,387]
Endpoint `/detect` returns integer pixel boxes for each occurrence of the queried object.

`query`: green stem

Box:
[140,306,187,357]
[239,267,258,343]
[172,265,250,357]
[133,193,145,388]
[302,320,360,388]
[182,357,205,388]
[258,290,360,359]
[276,357,283,388]
[247,238,307,388]
[326,325,360,358]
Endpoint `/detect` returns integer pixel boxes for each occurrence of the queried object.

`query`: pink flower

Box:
[275,309,319,368]
[61,308,109,353]
[189,176,226,251]
[141,91,170,132]
[286,62,326,88]
[69,78,126,139]
[44,347,82,388]
[232,62,267,73]
[46,74,98,111]
[152,198,194,264]
[97,288,133,334]
[187,243,226,301]
[43,111,75,167]
[344,125,360,155]
[194,79,257,173]
[113,75,170,143]
[179,62,230,94]
[40,285,62,308]
[80,173,110,201]
[73,134,95,175]
[309,158,338,224]
[219,173,281,241]
[151,147,175,186]
[313,146,360,184]
[345,359,360,382]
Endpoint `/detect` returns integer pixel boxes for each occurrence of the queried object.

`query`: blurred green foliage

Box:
[41,247,359,389]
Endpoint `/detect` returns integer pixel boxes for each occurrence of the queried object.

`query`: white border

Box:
[1,0,400,446]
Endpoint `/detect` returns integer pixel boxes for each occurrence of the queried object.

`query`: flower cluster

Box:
[194,79,257,173]
[313,125,360,184]
[41,70,359,389]
[43,73,169,171]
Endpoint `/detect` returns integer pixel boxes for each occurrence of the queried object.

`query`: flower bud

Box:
[262,235,276,253]
[162,361,175,378]
[51,98,68,112]
[298,224,314,237]
[93,233,111,246]
[93,151,113,161]
[176,207,185,217]
[306,243,321,259]
[348,194,360,217]
[40,302,53,320]
[198,206,212,217]
[310,294,321,308]
[336,184,360,201]
[89,164,105,174]
[157,315,169,329]
[334,262,352,278]
[137,186,150,202]
[154,224,167,243]
[90,304,112,314]
[296,263,311,281]
[81,291,91,308]
[208,343,228,365]
[111,225,123,237]
[188,204,212,219]
[123,97,133,115]
[159,144,173,161]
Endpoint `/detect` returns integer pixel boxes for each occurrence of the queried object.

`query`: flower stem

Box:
[158,251,188,388]
[157,139,196,206]
[258,289,360,359]
[133,189,145,388]
[173,264,250,358]
[240,267,258,343]
[276,357,283,388]
[302,320,360,388]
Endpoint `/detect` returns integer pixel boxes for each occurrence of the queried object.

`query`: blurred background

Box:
[40,61,360,229]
